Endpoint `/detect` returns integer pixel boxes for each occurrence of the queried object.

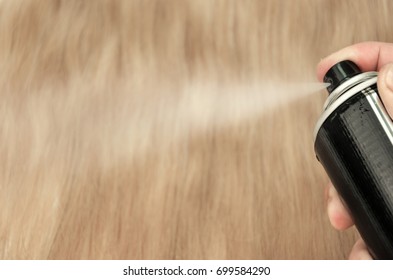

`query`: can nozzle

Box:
[323,60,362,94]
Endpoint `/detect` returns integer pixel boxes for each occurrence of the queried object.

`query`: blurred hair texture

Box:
[1,0,393,259]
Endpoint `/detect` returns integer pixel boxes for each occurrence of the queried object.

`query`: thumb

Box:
[378,63,393,118]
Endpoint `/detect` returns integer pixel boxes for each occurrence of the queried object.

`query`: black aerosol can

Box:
[314,60,393,259]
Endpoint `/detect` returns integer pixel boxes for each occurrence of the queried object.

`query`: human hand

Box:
[317,41,393,260]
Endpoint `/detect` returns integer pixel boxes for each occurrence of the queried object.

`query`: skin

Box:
[317,41,393,260]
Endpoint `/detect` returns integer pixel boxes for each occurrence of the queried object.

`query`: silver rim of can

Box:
[313,73,378,142]
[323,72,378,110]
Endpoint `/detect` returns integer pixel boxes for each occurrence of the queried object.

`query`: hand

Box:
[317,41,393,260]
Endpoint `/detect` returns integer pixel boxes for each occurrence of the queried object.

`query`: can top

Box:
[324,60,362,94]
[314,72,378,142]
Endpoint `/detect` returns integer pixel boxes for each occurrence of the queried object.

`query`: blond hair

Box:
[1,0,392,259]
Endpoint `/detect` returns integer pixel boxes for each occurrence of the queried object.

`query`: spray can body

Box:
[314,61,393,259]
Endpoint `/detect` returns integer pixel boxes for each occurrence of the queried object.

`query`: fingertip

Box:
[316,58,329,82]
[348,239,373,260]
[316,46,357,82]
[316,41,393,82]
[326,183,354,230]
[327,202,353,230]
[377,62,393,117]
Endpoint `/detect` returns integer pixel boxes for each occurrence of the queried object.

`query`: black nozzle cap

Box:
[323,60,362,94]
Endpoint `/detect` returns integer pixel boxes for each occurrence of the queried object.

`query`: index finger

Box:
[317,41,393,82]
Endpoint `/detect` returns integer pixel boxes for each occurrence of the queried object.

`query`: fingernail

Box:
[385,64,393,92]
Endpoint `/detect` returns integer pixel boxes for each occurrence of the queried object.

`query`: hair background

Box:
[1,0,393,259]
